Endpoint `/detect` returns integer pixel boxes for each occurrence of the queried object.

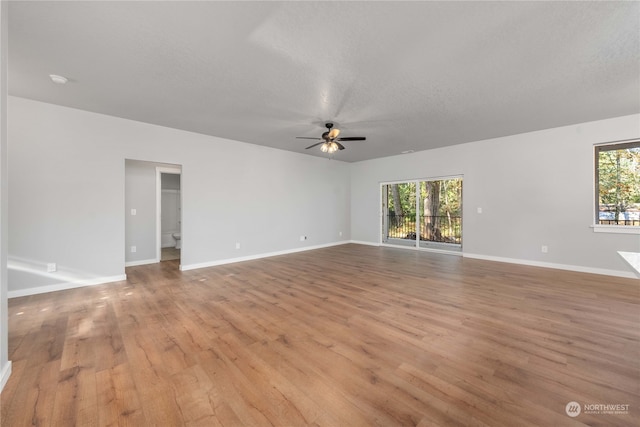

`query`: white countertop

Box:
[618,251,640,278]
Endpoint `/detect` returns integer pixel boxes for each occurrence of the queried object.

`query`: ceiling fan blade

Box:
[337,136,366,141]
[305,142,324,149]
[328,128,340,139]
[296,137,321,140]
[336,142,345,150]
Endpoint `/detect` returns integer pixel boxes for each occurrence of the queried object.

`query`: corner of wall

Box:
[0,0,10,393]
[0,360,11,391]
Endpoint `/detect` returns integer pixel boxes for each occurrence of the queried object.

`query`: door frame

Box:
[379,174,463,253]
[156,166,182,262]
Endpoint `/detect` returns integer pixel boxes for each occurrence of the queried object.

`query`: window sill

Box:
[591,225,640,235]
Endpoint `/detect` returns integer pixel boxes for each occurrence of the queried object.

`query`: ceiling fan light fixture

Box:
[320,141,339,154]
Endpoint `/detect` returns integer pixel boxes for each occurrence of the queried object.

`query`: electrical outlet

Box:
[339,231,343,237]
[300,235,307,241]
[235,242,241,249]
[477,207,483,214]
[131,246,137,253]
[47,263,57,273]
[541,245,548,253]
[131,208,136,216]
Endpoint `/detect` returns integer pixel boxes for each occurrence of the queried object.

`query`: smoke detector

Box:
[49,74,68,85]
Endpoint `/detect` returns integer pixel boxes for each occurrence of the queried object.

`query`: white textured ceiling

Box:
[8,1,640,162]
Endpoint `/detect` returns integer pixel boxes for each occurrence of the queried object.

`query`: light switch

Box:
[131,209,137,216]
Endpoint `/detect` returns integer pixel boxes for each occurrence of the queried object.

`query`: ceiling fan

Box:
[296,123,366,153]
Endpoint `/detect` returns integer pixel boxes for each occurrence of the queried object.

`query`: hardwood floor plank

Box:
[50,366,82,426]
[92,303,127,372]
[95,368,120,426]
[31,359,61,426]
[2,244,638,426]
[217,332,316,426]
[0,359,25,426]
[96,363,146,426]
[171,364,223,426]
[75,367,98,426]
[196,345,277,426]
[247,339,371,427]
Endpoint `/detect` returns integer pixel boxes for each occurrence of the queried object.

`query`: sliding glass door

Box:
[382,177,462,251]
[382,182,416,247]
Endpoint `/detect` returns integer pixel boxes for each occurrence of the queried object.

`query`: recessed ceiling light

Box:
[49,74,68,85]
[401,150,415,154]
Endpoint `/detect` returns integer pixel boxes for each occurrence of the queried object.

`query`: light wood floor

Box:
[161,247,181,261]
[2,244,638,426]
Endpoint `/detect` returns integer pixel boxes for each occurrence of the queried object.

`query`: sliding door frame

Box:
[379,174,463,255]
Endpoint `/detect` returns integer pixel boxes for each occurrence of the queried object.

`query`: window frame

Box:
[593,139,640,235]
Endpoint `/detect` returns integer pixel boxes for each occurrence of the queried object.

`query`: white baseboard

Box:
[349,240,380,247]
[463,253,638,279]
[125,258,158,267]
[350,240,463,258]
[180,241,350,271]
[0,360,12,393]
[379,242,463,256]
[8,274,127,298]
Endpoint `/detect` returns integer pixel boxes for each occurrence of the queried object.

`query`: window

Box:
[595,140,640,229]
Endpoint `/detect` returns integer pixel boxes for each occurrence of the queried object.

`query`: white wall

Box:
[125,160,168,264]
[8,96,351,295]
[351,114,640,277]
[6,95,638,299]
[0,0,10,392]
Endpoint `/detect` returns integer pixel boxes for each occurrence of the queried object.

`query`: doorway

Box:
[124,160,182,268]
[381,176,462,252]
[157,167,182,262]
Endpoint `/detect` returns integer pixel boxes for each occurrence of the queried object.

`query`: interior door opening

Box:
[157,167,182,264]
[124,160,183,269]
